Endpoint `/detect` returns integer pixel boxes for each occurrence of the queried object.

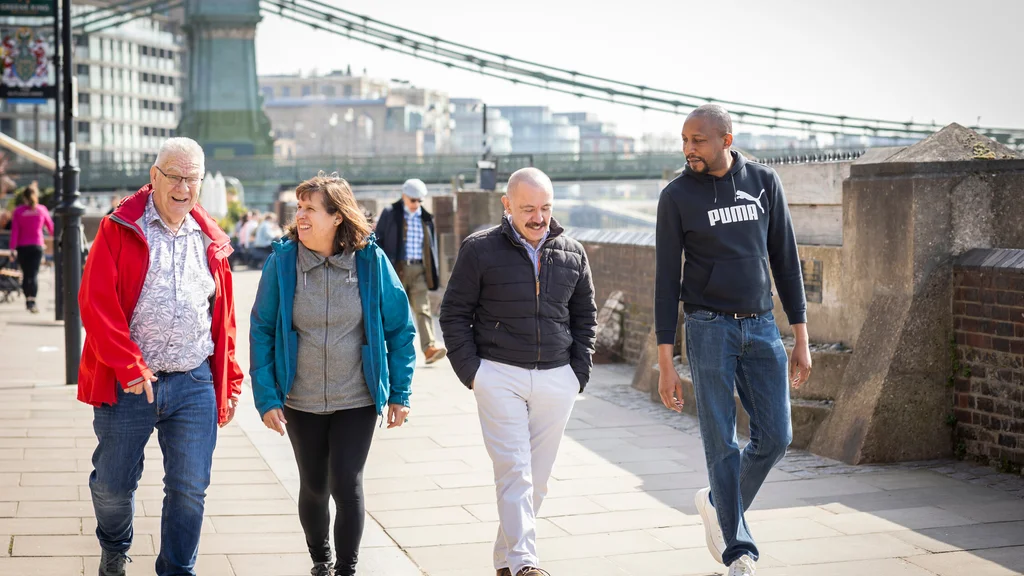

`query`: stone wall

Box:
[772,244,854,344]
[566,230,656,364]
[809,125,1024,464]
[431,195,456,286]
[773,161,850,246]
[454,190,504,248]
[952,248,1024,468]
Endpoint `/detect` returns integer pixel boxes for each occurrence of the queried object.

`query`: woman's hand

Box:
[387,404,410,429]
[262,408,287,436]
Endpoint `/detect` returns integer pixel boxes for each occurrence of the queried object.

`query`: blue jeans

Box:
[685,309,792,565]
[89,360,218,576]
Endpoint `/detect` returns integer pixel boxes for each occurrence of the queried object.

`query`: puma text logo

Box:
[708,203,759,226]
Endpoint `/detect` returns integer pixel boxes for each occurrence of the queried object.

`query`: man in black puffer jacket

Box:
[440,167,596,576]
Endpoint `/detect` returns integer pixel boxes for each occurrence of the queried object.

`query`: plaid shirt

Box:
[404,207,424,261]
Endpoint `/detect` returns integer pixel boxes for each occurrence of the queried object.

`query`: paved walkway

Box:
[2,268,1024,575]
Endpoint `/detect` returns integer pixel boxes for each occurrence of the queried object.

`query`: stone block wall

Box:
[432,195,456,286]
[566,230,656,364]
[952,248,1024,468]
[454,190,505,248]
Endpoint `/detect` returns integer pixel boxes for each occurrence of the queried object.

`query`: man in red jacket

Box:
[78,137,243,576]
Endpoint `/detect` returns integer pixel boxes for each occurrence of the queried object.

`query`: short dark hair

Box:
[688,104,733,136]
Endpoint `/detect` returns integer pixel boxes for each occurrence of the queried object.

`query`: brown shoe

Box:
[424,345,447,364]
[516,568,550,576]
[497,569,512,576]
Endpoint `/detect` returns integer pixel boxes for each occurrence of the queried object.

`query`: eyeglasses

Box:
[155,165,203,188]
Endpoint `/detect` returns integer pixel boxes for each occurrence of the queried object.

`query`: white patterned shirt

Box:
[404,206,424,261]
[129,195,216,373]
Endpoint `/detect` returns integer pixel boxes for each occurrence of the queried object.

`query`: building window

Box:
[321,85,335,97]
[158,48,165,58]
[281,86,291,97]
[142,72,148,82]
[344,85,352,97]
[167,77,173,87]
[159,102,166,111]
[142,100,149,110]
[141,46,148,56]
[76,64,88,75]
[169,129,175,137]
[143,127,150,136]
[261,86,273,100]
[78,93,89,104]
[168,103,174,112]
[301,85,312,97]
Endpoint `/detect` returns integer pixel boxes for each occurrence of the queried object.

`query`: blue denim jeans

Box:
[89,360,218,576]
[685,309,792,565]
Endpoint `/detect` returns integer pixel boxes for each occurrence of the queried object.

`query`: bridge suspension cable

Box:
[260,0,1024,144]
[72,0,183,35]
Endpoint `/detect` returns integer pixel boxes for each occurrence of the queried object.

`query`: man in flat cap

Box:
[375,178,447,364]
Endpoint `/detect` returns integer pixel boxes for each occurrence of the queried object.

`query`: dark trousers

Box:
[16,245,43,299]
[283,404,377,576]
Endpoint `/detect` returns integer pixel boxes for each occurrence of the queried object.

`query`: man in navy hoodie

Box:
[655,104,812,576]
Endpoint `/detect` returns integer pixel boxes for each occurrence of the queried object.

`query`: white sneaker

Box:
[694,487,726,564]
[727,554,756,575]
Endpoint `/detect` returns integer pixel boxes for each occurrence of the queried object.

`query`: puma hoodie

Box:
[654,150,806,345]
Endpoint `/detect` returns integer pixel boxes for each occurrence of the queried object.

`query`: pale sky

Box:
[254,0,1023,141]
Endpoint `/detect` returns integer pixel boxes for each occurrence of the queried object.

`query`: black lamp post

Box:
[55,0,84,384]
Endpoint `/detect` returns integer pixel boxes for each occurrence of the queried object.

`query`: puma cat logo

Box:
[735,189,765,214]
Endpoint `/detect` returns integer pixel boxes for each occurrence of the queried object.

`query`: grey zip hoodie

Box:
[286,243,373,413]
[654,151,807,345]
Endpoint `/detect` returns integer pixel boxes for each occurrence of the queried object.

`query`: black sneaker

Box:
[27,301,39,314]
[98,550,131,576]
[311,561,332,576]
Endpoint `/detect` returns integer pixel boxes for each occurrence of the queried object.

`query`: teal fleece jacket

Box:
[249,236,416,417]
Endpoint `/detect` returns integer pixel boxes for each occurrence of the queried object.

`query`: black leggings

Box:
[16,245,43,299]
[283,404,377,575]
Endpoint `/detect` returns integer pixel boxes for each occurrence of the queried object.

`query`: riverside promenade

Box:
[1,268,1023,575]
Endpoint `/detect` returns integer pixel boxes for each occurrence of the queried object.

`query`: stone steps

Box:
[642,344,851,451]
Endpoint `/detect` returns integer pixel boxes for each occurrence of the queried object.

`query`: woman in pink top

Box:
[10,182,54,313]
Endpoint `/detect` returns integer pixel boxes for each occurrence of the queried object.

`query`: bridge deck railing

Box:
[65,149,867,191]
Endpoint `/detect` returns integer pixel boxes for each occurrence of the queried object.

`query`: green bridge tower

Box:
[177,0,273,159]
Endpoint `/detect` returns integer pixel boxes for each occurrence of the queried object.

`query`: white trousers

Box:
[474,359,579,574]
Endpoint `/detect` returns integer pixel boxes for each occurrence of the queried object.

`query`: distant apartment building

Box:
[639,132,682,153]
[260,69,389,102]
[449,98,512,155]
[258,71,452,158]
[554,112,634,154]
[0,3,184,165]
[491,106,580,154]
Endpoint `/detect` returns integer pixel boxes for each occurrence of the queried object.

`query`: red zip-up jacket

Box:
[77,185,244,425]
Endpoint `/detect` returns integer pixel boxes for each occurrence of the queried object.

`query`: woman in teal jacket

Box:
[249,173,416,576]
